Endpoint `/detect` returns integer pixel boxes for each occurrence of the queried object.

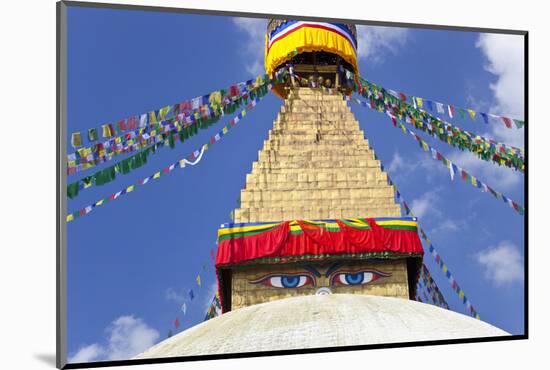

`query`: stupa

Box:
[136,19,508,359]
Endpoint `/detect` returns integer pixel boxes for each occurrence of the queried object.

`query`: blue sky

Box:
[66,6,525,363]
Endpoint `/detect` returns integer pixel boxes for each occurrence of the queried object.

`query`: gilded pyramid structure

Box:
[234,87,401,223]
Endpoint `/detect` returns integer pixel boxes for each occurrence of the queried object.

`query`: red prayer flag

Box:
[174,317,180,329]
[117,119,127,131]
[501,117,513,128]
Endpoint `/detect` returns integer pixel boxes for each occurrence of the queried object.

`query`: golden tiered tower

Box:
[235,88,401,223]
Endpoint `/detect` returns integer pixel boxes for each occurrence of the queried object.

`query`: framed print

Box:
[57,1,527,368]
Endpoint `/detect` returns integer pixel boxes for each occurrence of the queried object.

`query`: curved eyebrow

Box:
[302,265,322,277]
[324,263,343,277]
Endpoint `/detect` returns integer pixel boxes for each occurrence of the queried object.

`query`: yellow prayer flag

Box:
[159,106,171,120]
[126,185,135,193]
[471,177,477,186]
[196,275,201,287]
[442,264,448,273]
[179,159,186,168]
[202,143,209,151]
[153,171,161,179]
[467,109,476,120]
[459,290,465,299]
[96,199,104,206]
[222,127,228,134]
[102,124,112,138]
[66,214,74,222]
[148,111,158,124]
[415,97,423,108]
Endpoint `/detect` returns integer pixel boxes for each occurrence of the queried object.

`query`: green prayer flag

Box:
[87,128,98,142]
[513,119,524,128]
[67,182,79,199]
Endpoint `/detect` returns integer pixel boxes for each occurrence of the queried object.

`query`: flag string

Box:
[69,72,274,149]
[347,94,525,216]
[349,82,524,172]
[345,68,524,129]
[382,171,482,319]
[66,89,270,223]
[67,81,273,176]
[288,69,524,172]
[66,83,274,199]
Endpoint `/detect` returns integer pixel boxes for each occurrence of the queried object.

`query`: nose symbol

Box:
[316,287,332,295]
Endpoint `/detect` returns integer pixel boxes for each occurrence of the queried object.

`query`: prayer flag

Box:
[480,112,489,124]
[426,100,434,111]
[71,132,82,148]
[501,116,513,128]
[447,105,455,118]
[189,289,194,300]
[174,317,180,329]
[102,124,112,138]
[181,303,187,315]
[196,275,201,287]
[88,128,98,142]
[467,109,476,120]
[513,119,524,128]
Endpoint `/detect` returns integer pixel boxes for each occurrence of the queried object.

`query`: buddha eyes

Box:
[331,270,391,286]
[249,269,391,288]
[249,274,314,288]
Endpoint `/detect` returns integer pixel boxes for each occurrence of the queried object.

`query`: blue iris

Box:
[344,272,364,285]
[281,276,300,288]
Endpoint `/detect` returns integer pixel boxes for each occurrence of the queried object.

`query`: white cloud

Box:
[232,17,267,76]
[165,287,187,303]
[476,34,524,118]
[68,343,105,363]
[476,33,525,150]
[410,190,442,219]
[387,151,406,173]
[357,26,409,63]
[385,150,446,184]
[68,315,159,363]
[476,241,524,285]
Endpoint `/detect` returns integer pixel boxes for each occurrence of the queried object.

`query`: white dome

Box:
[135,294,508,359]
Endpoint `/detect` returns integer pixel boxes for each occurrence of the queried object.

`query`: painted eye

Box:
[249,274,314,288]
[332,270,391,286]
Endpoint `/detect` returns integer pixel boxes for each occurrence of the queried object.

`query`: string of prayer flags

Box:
[289,69,524,172]
[345,68,524,129]
[383,112,524,216]
[421,263,449,310]
[67,71,283,150]
[351,93,524,172]
[384,174,482,320]
[66,75,280,176]
[66,84,274,198]
[342,91,525,216]
[204,292,222,321]
[349,82,524,172]
[66,92,270,222]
